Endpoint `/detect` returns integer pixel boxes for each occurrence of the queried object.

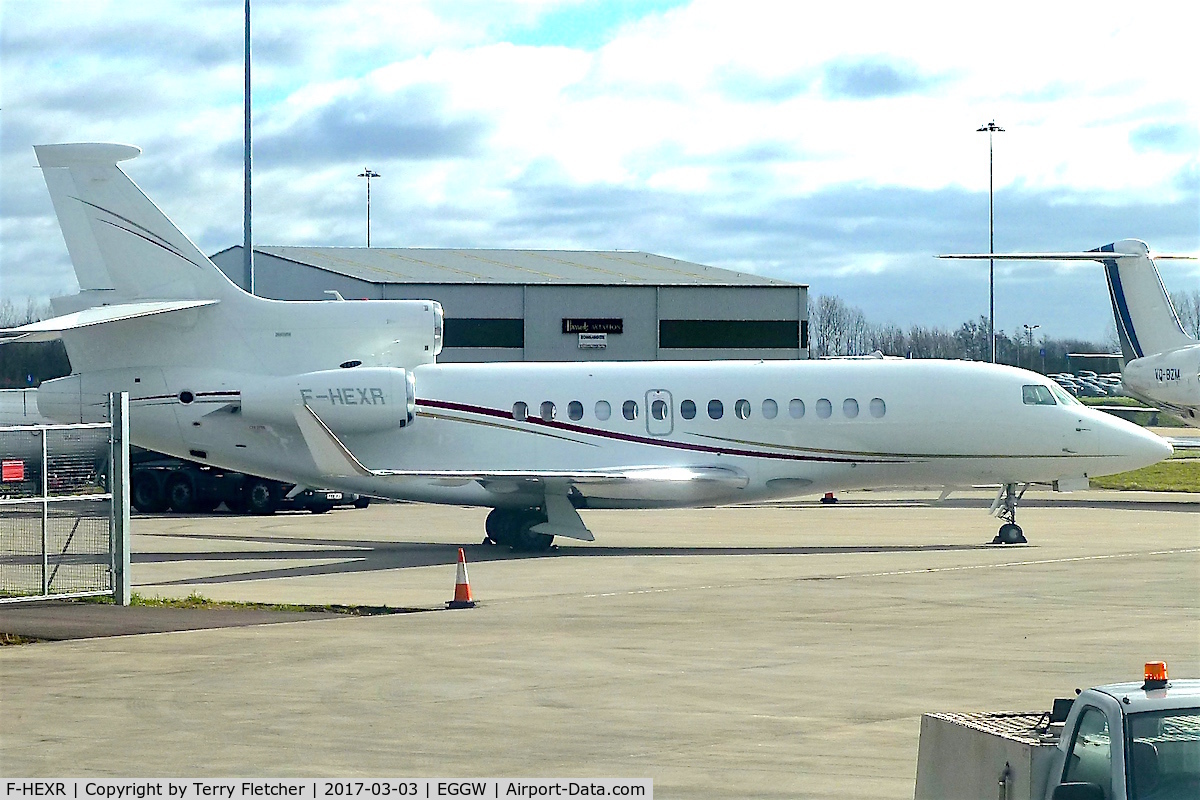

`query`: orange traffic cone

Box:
[446,548,476,609]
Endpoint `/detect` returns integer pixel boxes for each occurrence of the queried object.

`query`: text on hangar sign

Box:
[562,318,623,334]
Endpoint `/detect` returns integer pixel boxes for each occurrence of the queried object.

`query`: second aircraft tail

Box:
[1093,240,1194,361]
[940,238,1196,362]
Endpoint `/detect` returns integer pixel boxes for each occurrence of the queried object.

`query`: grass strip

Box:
[77,591,428,615]
[1091,460,1200,493]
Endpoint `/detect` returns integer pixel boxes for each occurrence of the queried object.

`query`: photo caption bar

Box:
[2,781,652,800]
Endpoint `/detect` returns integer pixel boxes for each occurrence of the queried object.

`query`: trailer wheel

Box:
[132,472,168,514]
[243,478,279,515]
[166,473,197,513]
[308,503,333,514]
[353,497,371,509]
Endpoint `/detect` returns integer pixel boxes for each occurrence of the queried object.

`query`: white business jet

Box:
[0,145,1171,548]
[942,240,1199,428]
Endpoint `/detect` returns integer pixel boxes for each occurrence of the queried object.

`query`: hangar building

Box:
[211,246,809,363]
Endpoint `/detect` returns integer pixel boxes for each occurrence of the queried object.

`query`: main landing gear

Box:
[991,482,1028,545]
[484,507,555,552]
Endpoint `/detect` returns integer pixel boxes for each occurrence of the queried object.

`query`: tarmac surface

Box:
[2,489,1198,798]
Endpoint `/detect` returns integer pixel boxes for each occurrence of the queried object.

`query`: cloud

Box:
[820,57,943,99]
[253,86,493,165]
[1130,122,1200,154]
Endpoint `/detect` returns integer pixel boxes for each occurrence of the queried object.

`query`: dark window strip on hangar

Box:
[659,320,805,349]
[443,318,525,348]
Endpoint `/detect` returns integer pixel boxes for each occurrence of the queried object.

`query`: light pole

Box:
[977,120,1004,363]
[243,0,253,294]
[358,168,380,247]
[1023,323,1039,371]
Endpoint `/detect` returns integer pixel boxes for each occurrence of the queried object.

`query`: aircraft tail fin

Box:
[1093,241,1194,361]
[940,239,1197,361]
[35,143,244,304]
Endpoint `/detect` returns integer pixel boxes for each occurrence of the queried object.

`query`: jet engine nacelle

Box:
[240,367,416,433]
[1122,346,1200,405]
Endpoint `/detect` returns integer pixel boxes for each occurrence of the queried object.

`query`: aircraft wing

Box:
[0,300,219,343]
[292,403,749,489]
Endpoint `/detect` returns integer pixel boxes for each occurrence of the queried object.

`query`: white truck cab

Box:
[914,663,1200,800]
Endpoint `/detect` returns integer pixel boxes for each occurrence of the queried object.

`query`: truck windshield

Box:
[1126,707,1200,800]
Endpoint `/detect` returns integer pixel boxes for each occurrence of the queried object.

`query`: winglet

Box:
[292,404,373,479]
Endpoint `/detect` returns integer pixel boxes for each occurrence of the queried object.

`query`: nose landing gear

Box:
[991,482,1028,544]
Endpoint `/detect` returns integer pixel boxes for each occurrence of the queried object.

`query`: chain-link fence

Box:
[0,393,129,603]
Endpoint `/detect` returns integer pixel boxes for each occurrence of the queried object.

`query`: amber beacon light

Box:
[1143,661,1169,690]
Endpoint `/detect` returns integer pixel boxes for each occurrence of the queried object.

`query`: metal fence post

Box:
[111,392,131,606]
[41,427,48,595]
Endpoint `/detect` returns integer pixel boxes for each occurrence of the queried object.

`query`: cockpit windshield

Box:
[1047,382,1082,407]
[1022,384,1056,406]
[1126,707,1200,799]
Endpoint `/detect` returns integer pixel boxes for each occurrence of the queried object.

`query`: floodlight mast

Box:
[977,120,1004,363]
[358,168,381,247]
[243,0,253,294]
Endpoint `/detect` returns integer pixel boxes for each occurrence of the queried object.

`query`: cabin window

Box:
[567,401,584,421]
[762,399,778,419]
[680,399,697,420]
[816,398,832,418]
[623,400,639,421]
[789,398,805,419]
[708,399,724,420]
[651,399,668,421]
[869,397,886,418]
[735,399,751,420]
[540,401,556,421]
[843,398,859,418]
[1022,385,1056,406]
[595,400,611,421]
[512,402,528,421]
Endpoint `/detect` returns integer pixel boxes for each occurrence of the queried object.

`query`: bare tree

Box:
[1171,289,1200,339]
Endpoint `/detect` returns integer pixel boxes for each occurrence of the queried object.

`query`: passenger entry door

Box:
[645,390,673,436]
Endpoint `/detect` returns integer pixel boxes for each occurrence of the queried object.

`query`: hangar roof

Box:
[217,246,802,287]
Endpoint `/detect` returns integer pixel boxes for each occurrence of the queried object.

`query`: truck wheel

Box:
[243,479,279,515]
[224,495,247,514]
[166,474,197,513]
[132,472,168,513]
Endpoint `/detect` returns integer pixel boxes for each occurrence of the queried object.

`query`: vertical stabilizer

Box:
[35,143,242,303]
[1095,240,1194,361]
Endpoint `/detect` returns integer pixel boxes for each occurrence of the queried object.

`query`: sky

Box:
[1,0,1198,341]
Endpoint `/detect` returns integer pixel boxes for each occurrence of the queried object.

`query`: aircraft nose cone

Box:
[1125,426,1173,470]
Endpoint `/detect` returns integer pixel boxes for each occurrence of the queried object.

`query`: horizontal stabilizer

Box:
[939,252,1197,261]
[0,299,218,343]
